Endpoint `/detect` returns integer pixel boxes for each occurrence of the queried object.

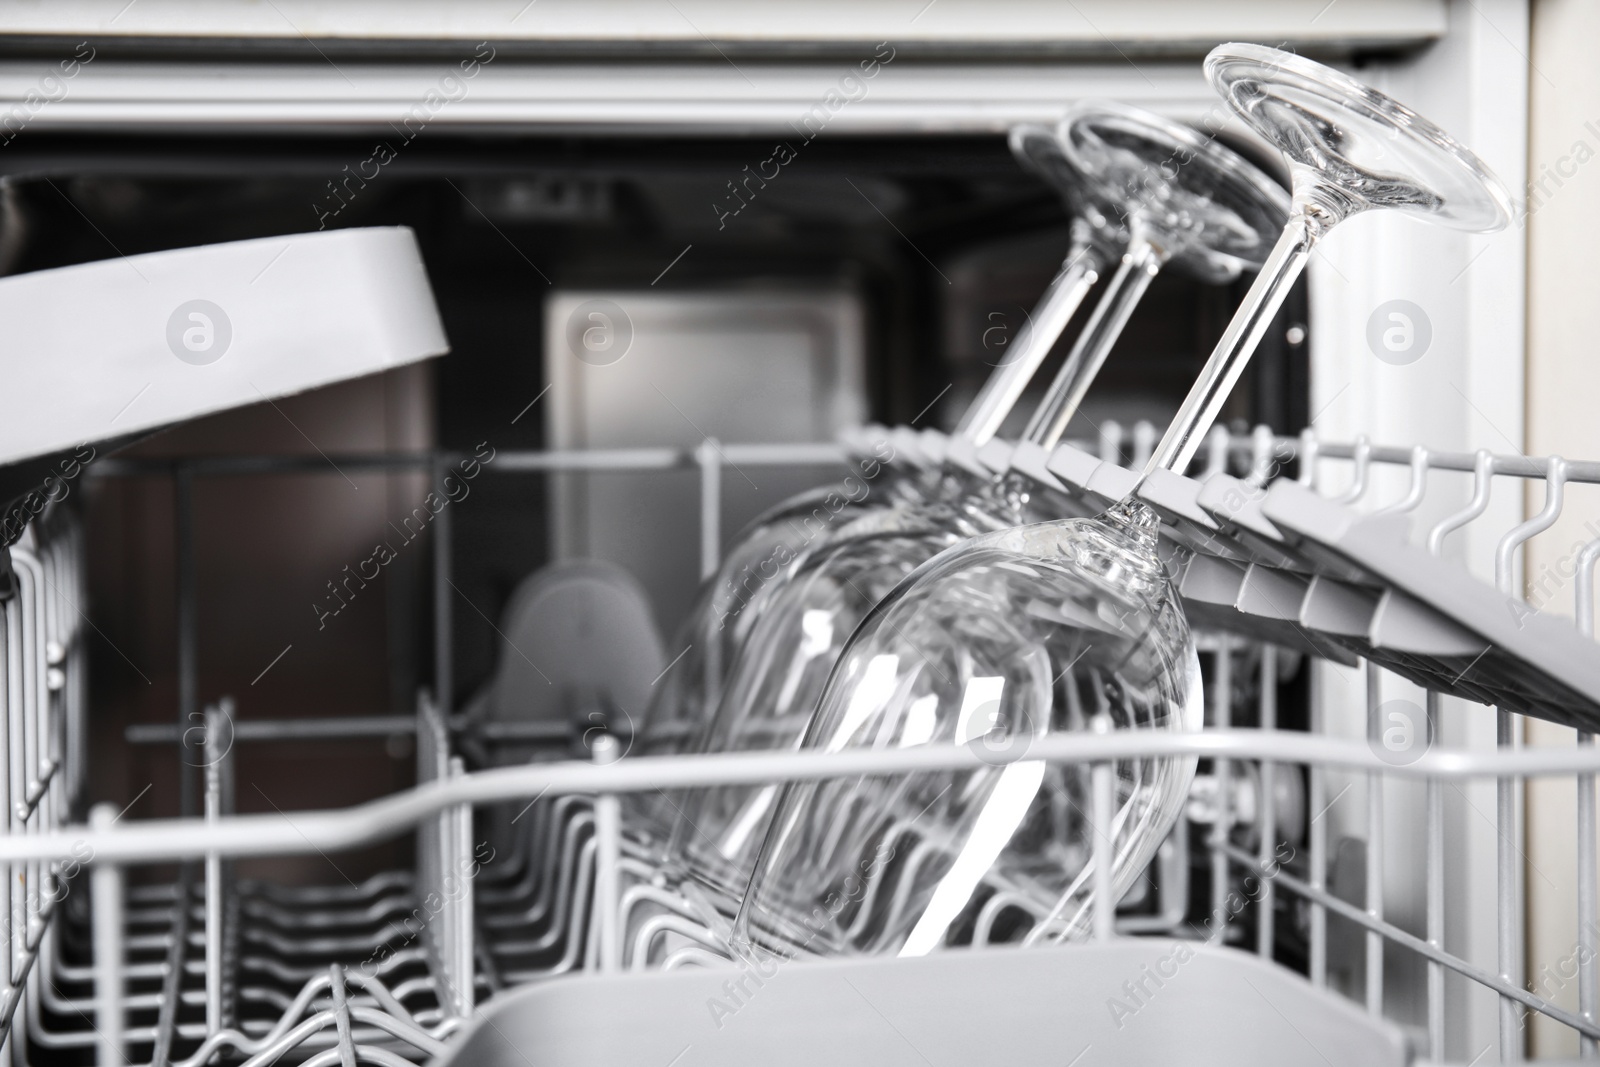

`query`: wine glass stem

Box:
[1138,211,1318,482]
[953,244,1102,446]
[1022,235,1163,451]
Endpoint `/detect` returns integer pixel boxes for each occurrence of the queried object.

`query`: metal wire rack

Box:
[0,421,1595,1064]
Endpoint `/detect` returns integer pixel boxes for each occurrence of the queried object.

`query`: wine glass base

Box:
[1205,43,1512,233]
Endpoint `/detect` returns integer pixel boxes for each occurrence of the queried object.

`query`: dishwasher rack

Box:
[1,422,1596,1064]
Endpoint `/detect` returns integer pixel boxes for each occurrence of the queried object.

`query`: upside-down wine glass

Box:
[669,104,1289,904]
[623,130,1117,851]
[733,43,1513,958]
[635,174,1120,767]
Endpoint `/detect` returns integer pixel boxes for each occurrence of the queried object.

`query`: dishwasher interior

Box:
[0,41,1595,1067]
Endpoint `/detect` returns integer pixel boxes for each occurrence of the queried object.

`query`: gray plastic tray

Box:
[1033,437,1600,729]
[437,942,1408,1066]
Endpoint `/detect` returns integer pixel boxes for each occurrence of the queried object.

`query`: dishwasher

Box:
[0,5,1592,1066]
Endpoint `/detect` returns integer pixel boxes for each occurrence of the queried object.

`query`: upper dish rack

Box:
[0,419,1593,1065]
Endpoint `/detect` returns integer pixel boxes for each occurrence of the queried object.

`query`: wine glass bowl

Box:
[636,474,910,758]
[667,526,970,893]
[735,503,1202,956]
[1204,43,1513,233]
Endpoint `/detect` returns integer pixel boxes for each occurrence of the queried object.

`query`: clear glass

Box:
[625,468,923,845]
[1063,100,1288,284]
[735,44,1512,957]
[734,504,1201,954]
[1021,101,1289,451]
[636,464,918,759]
[668,473,1046,893]
[625,132,1111,856]
[1144,42,1512,476]
[630,124,1117,769]
[671,105,1287,899]
[1206,44,1513,234]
